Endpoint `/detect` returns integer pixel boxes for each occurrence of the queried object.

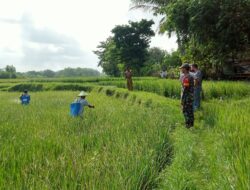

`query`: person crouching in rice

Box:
[71,91,94,118]
[20,89,30,105]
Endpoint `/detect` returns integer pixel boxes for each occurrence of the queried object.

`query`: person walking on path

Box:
[191,64,202,111]
[20,90,30,105]
[71,91,94,117]
[125,67,133,91]
[180,63,195,128]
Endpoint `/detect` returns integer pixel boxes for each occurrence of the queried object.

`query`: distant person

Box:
[125,67,133,91]
[160,70,167,78]
[190,64,202,110]
[20,90,30,105]
[179,63,194,128]
[70,91,94,117]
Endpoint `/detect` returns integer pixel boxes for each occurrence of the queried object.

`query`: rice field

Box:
[0,78,249,189]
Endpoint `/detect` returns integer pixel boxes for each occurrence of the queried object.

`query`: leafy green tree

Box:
[132,0,250,78]
[94,37,121,76]
[3,65,17,78]
[163,51,182,69]
[142,47,166,75]
[95,20,155,76]
[42,70,55,78]
[5,65,16,73]
[112,19,155,75]
[56,68,100,77]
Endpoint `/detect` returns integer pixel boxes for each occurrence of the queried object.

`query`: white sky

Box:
[0,0,177,72]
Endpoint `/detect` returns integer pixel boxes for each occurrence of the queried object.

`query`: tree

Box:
[142,47,167,75]
[94,37,121,76]
[56,68,100,77]
[132,0,250,78]
[42,70,55,78]
[5,65,16,73]
[3,65,17,78]
[163,51,182,69]
[112,19,155,75]
[95,20,155,76]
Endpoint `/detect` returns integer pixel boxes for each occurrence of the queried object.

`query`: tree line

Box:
[95,0,250,78]
[0,66,101,78]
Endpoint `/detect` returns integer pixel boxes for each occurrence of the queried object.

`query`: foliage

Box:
[163,51,182,69]
[0,65,17,79]
[56,67,100,77]
[94,37,121,76]
[97,78,250,100]
[0,78,249,189]
[112,19,155,75]
[95,19,155,76]
[0,90,180,189]
[20,68,100,78]
[132,0,250,78]
[143,47,166,76]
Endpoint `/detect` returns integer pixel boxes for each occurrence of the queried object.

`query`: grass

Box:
[159,98,250,190]
[0,89,181,189]
[0,78,249,189]
[97,78,250,100]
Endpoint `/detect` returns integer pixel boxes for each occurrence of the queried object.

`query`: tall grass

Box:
[0,78,249,189]
[1,78,249,100]
[98,79,250,100]
[0,90,181,189]
[159,98,250,190]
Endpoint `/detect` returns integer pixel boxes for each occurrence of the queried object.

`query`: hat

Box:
[24,89,28,93]
[179,63,190,69]
[78,91,88,97]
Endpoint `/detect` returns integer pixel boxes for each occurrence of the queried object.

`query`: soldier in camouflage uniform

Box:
[179,63,194,128]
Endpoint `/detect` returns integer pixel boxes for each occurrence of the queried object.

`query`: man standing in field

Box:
[71,91,95,117]
[180,63,194,128]
[125,67,133,91]
[191,64,202,110]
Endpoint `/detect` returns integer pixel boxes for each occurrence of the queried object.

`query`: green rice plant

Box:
[159,98,250,190]
[98,79,250,100]
[0,90,181,189]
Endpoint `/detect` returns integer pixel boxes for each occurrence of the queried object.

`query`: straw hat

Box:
[78,91,88,97]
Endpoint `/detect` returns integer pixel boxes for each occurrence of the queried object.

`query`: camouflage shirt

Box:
[180,73,194,104]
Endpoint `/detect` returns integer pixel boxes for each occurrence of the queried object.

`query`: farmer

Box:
[71,91,94,117]
[20,89,30,105]
[179,63,194,128]
[190,64,202,110]
[125,67,133,91]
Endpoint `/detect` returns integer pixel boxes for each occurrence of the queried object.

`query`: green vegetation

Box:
[132,0,250,78]
[0,88,181,189]
[0,66,101,79]
[159,99,250,190]
[94,19,155,76]
[21,68,101,78]
[0,78,249,189]
[97,78,250,100]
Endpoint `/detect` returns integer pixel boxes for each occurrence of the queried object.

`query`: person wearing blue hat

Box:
[20,90,30,105]
[70,91,94,117]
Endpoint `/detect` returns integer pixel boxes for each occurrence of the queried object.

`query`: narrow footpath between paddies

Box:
[157,98,250,190]
[95,86,250,190]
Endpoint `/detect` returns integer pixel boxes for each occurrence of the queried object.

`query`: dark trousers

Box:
[127,79,133,91]
[183,102,194,127]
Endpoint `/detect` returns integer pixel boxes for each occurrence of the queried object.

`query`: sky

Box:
[0,0,177,72]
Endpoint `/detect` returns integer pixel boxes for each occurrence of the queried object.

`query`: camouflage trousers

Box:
[182,101,194,127]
